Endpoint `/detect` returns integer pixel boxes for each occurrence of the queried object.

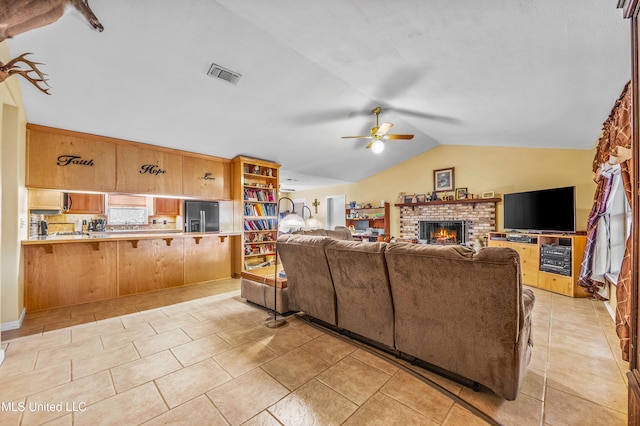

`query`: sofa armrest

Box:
[522,288,536,321]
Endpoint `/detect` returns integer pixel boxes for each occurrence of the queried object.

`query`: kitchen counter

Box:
[22,231,241,245]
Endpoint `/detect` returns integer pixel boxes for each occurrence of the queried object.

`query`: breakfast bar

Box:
[22,231,241,312]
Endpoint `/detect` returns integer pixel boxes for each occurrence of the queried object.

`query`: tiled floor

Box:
[0,280,630,425]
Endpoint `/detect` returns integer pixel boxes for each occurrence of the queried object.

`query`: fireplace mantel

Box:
[394,197,501,208]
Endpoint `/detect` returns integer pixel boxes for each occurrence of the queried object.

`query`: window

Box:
[605,172,631,275]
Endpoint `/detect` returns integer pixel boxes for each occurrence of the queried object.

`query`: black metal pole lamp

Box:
[265,197,305,328]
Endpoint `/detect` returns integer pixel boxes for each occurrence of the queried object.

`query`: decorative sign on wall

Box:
[56,155,95,167]
[201,172,216,181]
[139,164,167,175]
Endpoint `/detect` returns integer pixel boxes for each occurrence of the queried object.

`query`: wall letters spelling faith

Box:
[57,155,95,167]
[139,164,167,175]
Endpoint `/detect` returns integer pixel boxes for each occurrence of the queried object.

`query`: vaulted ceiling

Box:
[6,0,630,191]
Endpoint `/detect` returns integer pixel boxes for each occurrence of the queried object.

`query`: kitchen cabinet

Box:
[28,189,62,211]
[154,197,181,216]
[26,124,116,191]
[184,236,232,284]
[182,156,231,199]
[116,144,183,195]
[66,193,105,214]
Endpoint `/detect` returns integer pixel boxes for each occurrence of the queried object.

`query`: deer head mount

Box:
[0,0,103,42]
[0,53,50,94]
[0,0,103,94]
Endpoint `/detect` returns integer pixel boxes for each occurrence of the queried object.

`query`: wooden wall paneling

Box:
[116,144,183,195]
[183,236,232,284]
[24,242,117,311]
[182,156,231,199]
[117,239,184,295]
[26,127,116,191]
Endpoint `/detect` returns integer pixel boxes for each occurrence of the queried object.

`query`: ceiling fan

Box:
[342,107,414,153]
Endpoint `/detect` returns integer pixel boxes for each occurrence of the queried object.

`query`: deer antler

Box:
[0,53,51,95]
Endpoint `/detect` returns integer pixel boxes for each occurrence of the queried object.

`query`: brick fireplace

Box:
[398,200,498,245]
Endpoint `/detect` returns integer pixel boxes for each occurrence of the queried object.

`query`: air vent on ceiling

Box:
[207,63,242,85]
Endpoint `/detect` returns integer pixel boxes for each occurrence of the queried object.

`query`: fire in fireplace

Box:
[419,220,468,245]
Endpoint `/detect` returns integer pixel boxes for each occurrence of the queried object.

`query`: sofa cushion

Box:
[276,234,338,325]
[385,242,530,400]
[293,228,353,240]
[325,239,394,347]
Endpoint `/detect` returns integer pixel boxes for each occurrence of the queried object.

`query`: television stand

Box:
[488,231,588,297]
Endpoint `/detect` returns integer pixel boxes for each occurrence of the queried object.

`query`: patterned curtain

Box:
[578,175,614,297]
[617,160,633,361]
[583,81,632,360]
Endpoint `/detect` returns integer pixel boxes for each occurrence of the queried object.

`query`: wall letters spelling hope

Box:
[139,164,167,175]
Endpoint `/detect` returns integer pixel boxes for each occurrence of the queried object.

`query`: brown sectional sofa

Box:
[276,234,535,401]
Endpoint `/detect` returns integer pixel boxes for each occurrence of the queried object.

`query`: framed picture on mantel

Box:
[434,167,455,192]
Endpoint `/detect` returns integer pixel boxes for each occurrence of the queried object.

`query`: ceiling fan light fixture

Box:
[371,139,385,153]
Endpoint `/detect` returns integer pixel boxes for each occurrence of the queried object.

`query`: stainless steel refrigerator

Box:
[184,200,219,232]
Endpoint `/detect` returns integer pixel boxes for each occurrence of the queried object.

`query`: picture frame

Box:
[434,167,455,192]
[404,194,415,204]
[482,191,495,199]
[415,194,426,203]
[455,188,468,200]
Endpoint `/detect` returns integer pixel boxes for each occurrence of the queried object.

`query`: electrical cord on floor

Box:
[294,313,503,426]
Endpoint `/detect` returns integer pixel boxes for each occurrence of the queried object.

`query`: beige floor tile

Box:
[257,327,315,355]
[133,328,192,357]
[70,318,124,342]
[74,382,167,426]
[343,392,437,426]
[458,386,541,426]
[545,367,627,413]
[148,312,199,334]
[317,356,392,405]
[42,413,73,425]
[100,323,157,348]
[0,349,36,380]
[268,379,358,426]
[300,333,356,364]
[155,358,232,408]
[380,370,455,423]
[0,397,25,425]
[547,345,624,381]
[35,336,103,369]
[349,348,400,376]
[120,309,169,329]
[71,343,140,379]
[181,316,233,339]
[94,304,140,321]
[519,367,545,401]
[111,350,182,393]
[261,347,330,390]
[141,394,228,425]
[3,329,71,355]
[214,341,278,378]
[442,404,492,426]
[242,410,282,426]
[0,361,70,402]
[21,370,115,425]
[171,333,232,366]
[544,386,626,425]
[216,323,274,348]
[207,368,290,425]
[43,314,97,333]
[407,366,464,396]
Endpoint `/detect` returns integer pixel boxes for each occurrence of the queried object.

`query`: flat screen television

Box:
[503,186,576,233]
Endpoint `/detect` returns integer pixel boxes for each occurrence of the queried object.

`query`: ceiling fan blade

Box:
[389,107,460,124]
[365,141,374,149]
[384,134,414,140]
[376,122,393,136]
[342,135,373,139]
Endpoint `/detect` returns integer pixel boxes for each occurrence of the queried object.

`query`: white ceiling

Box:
[5,0,631,191]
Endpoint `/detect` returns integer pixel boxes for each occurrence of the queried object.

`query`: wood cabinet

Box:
[488,232,588,297]
[346,203,390,242]
[26,124,116,192]
[153,197,181,216]
[66,193,105,214]
[232,156,280,270]
[116,144,183,195]
[28,189,62,211]
[182,156,231,199]
[184,236,232,284]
